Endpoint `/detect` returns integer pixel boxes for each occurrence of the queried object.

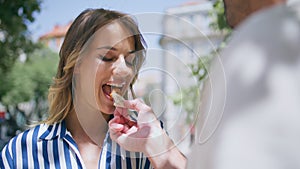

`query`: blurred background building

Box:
[38,21,72,52]
[159,0,224,154]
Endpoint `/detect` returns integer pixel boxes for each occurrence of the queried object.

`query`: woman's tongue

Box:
[102,85,112,99]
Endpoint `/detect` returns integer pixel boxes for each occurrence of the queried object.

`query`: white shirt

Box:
[0,121,152,169]
[188,2,300,169]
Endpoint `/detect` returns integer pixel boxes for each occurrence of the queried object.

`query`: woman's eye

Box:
[99,55,113,62]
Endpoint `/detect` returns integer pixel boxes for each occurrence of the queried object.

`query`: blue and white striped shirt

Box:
[0,121,152,169]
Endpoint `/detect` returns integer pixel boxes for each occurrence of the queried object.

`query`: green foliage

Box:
[171,0,231,125]
[0,47,58,149]
[190,53,215,83]
[2,48,59,106]
[0,0,42,105]
[170,52,214,125]
[1,62,35,105]
[209,0,232,32]
[171,85,200,124]
[27,48,59,101]
[2,47,58,126]
[0,0,42,73]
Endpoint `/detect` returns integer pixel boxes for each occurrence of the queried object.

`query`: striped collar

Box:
[38,120,68,140]
[38,120,111,143]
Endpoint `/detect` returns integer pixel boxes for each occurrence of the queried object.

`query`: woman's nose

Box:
[112,55,132,79]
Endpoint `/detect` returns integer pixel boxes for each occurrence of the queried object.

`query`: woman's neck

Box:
[65,110,106,169]
[65,108,109,146]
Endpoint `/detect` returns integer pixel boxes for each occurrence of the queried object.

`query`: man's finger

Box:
[109,123,124,132]
[124,99,151,113]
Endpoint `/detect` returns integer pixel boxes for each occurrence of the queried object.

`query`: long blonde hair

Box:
[44,8,146,124]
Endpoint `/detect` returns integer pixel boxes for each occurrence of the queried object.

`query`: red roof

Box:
[179,1,201,6]
[39,21,72,40]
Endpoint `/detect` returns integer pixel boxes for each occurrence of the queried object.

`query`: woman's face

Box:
[74,21,137,115]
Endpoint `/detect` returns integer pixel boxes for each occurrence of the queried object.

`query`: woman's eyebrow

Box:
[97,46,117,51]
[97,46,137,54]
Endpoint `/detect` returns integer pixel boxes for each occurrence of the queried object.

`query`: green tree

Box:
[1,47,58,133]
[0,0,42,102]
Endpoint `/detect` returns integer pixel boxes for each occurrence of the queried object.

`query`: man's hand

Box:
[109,99,187,169]
[109,99,163,152]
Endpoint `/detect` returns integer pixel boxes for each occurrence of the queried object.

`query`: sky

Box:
[29,0,193,42]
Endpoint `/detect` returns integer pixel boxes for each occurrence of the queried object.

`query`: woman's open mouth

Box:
[102,83,123,101]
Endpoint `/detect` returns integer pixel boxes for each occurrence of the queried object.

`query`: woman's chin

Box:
[99,105,115,114]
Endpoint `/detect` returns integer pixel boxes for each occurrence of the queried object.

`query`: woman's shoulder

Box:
[2,122,65,150]
[0,122,67,168]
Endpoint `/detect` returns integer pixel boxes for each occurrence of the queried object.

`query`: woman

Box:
[0,8,186,169]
